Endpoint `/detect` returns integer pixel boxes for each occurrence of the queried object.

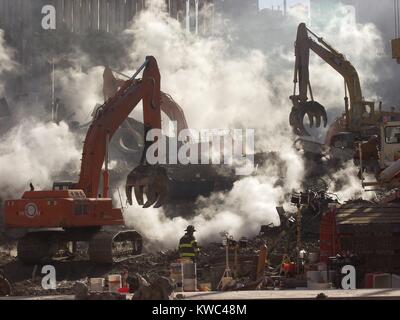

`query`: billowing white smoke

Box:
[0,29,17,95]
[0,120,81,199]
[0,30,81,202]
[306,5,385,199]
[125,2,292,131]
[327,161,376,202]
[120,0,304,248]
[55,64,104,124]
[0,2,384,249]
[117,1,388,249]
[120,150,303,248]
[307,5,388,120]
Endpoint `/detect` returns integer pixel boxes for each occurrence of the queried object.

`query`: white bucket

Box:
[90,278,105,292]
[108,274,122,293]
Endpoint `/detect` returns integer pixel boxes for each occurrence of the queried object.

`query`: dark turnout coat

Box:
[178,233,199,260]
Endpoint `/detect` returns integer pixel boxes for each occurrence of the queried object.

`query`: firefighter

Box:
[178,225,199,261]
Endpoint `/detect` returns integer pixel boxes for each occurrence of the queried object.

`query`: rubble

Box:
[0,269,11,296]
[131,275,175,300]
[1,3,399,301]
[0,223,320,299]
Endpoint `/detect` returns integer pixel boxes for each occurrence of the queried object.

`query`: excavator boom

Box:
[77,56,162,198]
[290,23,365,136]
[103,66,189,135]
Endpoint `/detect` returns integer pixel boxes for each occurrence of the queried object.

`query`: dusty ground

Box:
[0,225,319,297]
[0,239,178,296]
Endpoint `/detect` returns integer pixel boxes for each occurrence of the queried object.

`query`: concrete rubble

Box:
[0,224,321,299]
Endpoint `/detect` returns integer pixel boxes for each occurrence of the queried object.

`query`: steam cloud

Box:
[307,5,388,121]
[0,29,17,95]
[0,120,80,200]
[119,1,386,248]
[327,161,375,202]
[0,2,388,249]
[120,0,303,248]
[55,64,104,123]
[0,30,81,201]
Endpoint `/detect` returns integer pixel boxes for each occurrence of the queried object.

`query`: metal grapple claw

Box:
[126,166,168,208]
[289,101,328,136]
[125,164,237,209]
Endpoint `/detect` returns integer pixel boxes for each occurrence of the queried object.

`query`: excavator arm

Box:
[76,56,162,198]
[100,63,191,208]
[103,66,189,134]
[290,23,365,136]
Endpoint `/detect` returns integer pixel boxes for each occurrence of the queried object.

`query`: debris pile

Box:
[0,222,321,299]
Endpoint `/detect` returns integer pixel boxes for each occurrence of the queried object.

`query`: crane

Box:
[3,56,183,264]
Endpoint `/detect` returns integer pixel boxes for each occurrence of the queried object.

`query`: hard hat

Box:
[185,225,196,232]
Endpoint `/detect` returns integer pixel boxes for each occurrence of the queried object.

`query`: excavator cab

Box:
[381,122,400,165]
[53,182,75,190]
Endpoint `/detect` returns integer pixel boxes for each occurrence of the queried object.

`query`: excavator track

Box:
[88,229,142,264]
[17,229,142,265]
[17,231,63,264]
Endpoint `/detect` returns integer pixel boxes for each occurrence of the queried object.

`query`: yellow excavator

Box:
[290,22,400,277]
[290,23,400,143]
[357,1,400,188]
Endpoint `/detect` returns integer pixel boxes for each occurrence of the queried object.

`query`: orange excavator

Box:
[3,56,185,264]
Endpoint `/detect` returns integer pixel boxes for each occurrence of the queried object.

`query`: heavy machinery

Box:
[289,23,400,280]
[3,56,185,264]
[102,63,241,209]
[103,65,189,135]
[98,66,191,182]
[356,120,400,188]
[290,23,400,143]
[76,62,240,212]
